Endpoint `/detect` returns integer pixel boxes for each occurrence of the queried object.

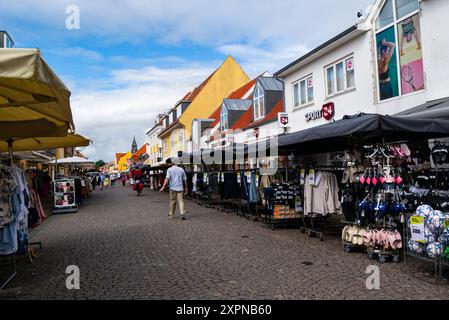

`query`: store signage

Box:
[410,216,425,243]
[253,128,260,139]
[305,102,335,122]
[346,58,354,71]
[278,113,290,128]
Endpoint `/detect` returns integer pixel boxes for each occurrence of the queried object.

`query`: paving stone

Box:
[3,185,449,300]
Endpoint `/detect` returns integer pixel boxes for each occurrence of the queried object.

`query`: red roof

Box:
[208,78,257,128]
[231,99,283,130]
[115,153,126,163]
[132,144,148,162]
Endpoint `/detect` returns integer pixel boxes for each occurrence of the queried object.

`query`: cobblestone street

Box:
[5,186,449,300]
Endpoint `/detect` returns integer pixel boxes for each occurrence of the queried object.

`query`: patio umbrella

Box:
[0,48,75,139]
[0,133,91,153]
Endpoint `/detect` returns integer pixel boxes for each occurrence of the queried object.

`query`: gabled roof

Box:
[223,99,252,111]
[257,76,283,92]
[208,78,257,128]
[116,153,126,163]
[159,70,217,138]
[231,99,284,130]
[132,144,148,161]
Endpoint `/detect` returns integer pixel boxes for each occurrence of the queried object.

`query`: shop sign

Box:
[305,102,335,122]
[253,128,260,139]
[410,216,425,243]
[278,113,290,128]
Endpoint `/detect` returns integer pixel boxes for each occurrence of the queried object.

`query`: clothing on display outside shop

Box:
[304,171,341,217]
[0,165,30,256]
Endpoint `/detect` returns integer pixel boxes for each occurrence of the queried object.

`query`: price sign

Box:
[410,216,426,243]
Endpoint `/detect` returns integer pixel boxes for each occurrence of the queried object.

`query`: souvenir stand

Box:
[277,113,449,265]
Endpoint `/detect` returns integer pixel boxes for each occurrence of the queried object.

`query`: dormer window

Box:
[253,83,265,121]
[220,106,228,131]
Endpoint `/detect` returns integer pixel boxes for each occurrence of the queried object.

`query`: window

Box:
[376,0,394,30]
[170,135,175,153]
[375,0,423,101]
[253,84,265,120]
[221,107,228,131]
[293,75,314,108]
[325,57,355,97]
[178,132,184,149]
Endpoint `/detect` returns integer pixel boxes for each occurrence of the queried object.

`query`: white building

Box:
[145,114,164,166]
[275,0,449,134]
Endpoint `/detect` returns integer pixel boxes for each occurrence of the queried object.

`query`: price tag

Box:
[410,216,425,243]
[300,169,305,186]
[308,169,315,186]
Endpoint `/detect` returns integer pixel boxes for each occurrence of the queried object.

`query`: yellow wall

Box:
[118,152,132,172]
[179,56,249,140]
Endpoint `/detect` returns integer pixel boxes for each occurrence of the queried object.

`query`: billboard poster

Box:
[398,13,424,94]
[377,26,399,101]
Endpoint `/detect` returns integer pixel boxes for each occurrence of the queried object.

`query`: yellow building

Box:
[158,56,249,159]
[117,151,132,173]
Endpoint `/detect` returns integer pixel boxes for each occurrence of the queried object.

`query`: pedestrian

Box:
[99,173,105,190]
[160,158,188,220]
[92,175,97,190]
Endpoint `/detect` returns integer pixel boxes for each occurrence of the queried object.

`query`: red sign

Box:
[322,102,335,121]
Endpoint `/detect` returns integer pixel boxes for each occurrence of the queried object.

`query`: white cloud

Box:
[70,62,215,161]
[2,0,375,48]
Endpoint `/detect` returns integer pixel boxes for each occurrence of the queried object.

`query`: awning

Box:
[0,133,91,152]
[0,48,75,139]
[395,97,449,119]
[278,113,449,154]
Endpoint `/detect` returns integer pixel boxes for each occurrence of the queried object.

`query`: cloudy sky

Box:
[1,0,374,162]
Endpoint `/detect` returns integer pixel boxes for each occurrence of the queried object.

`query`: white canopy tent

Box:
[47,156,94,166]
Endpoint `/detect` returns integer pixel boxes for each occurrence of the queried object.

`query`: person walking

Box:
[160,159,188,220]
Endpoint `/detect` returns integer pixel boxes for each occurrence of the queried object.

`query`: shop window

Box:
[375,0,423,101]
[253,83,265,120]
[376,0,394,30]
[293,75,314,109]
[325,57,355,97]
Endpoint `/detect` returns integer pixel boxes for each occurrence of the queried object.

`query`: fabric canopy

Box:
[0,133,91,152]
[47,156,94,165]
[278,113,449,154]
[0,48,75,139]
[395,97,449,119]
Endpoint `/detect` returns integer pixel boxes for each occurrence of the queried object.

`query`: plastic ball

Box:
[416,205,433,218]
[407,240,424,254]
[441,229,449,245]
[426,242,442,259]
[426,210,445,233]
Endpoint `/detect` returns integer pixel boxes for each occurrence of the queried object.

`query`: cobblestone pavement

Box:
[3,186,449,300]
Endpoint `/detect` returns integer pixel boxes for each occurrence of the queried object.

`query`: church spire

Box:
[131,135,138,153]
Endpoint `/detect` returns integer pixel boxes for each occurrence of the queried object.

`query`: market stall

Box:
[0,48,75,293]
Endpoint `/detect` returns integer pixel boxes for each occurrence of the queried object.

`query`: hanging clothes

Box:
[249,171,259,204]
[304,171,341,217]
[0,166,30,256]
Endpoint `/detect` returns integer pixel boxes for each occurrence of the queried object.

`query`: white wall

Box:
[420,0,449,102]
[281,0,446,134]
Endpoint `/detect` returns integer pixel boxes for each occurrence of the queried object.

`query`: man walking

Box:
[160,159,188,220]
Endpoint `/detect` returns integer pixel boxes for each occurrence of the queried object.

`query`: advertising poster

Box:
[398,13,424,94]
[377,26,399,100]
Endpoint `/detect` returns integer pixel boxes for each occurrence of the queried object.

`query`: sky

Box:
[1,0,375,162]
